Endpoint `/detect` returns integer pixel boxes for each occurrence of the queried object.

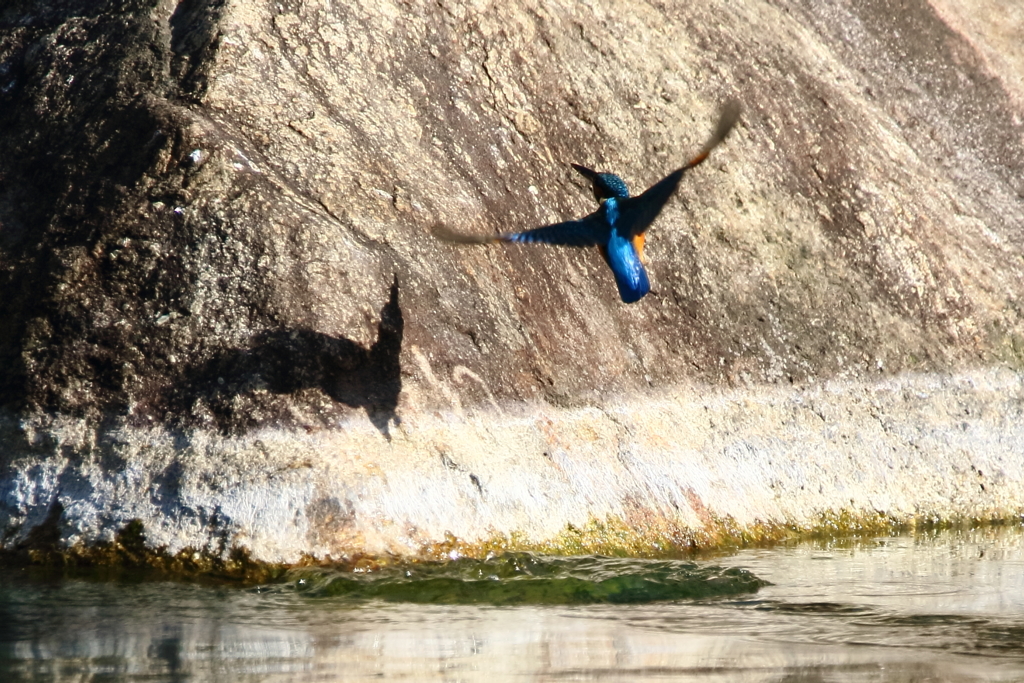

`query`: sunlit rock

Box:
[1,0,1023,568]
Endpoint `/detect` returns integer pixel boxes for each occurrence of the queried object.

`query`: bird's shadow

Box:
[163,277,403,438]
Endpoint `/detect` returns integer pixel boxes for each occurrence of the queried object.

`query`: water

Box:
[2,526,1024,681]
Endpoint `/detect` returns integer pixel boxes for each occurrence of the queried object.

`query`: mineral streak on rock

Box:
[0,0,1023,568]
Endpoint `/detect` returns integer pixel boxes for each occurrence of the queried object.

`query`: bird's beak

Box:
[570,163,600,181]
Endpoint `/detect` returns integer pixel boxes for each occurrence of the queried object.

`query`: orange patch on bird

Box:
[687,150,710,167]
[632,233,646,263]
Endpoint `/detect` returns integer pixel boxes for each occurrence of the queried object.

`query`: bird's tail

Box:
[431,223,499,244]
[683,100,742,169]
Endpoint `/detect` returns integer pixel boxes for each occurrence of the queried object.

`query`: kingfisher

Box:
[433,100,740,303]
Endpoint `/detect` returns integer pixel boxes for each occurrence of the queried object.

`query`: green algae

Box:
[413,510,1024,563]
[0,518,292,585]
[278,553,769,605]
[3,512,1022,585]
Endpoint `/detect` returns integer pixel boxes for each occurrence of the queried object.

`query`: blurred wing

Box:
[616,168,687,238]
[618,100,741,237]
[499,214,607,247]
[431,224,500,244]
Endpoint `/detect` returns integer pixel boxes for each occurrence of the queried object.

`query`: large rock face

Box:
[1,0,1023,566]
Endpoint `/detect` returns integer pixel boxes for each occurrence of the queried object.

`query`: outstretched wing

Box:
[434,214,607,248]
[499,213,607,247]
[431,224,500,244]
[617,100,741,237]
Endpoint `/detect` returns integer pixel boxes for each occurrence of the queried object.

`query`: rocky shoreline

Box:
[3,367,1022,571]
[2,0,1023,570]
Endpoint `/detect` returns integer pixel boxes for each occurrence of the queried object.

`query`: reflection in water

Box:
[2,526,1024,681]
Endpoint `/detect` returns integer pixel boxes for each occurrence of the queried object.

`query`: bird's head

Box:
[571,163,630,202]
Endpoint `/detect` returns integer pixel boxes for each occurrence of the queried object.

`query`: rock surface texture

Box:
[1,0,1023,565]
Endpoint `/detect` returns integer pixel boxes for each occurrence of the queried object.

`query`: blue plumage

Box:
[572,165,630,201]
[603,210,651,303]
[496,192,654,303]
[502,218,605,247]
[433,101,740,304]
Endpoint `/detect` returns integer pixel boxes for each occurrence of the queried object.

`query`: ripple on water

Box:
[267,553,769,605]
[4,527,1024,681]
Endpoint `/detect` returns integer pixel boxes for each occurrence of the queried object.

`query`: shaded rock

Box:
[160,276,403,436]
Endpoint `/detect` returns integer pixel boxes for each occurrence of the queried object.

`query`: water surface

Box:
[2,526,1024,681]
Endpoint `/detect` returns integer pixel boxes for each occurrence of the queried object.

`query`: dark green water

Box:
[281,553,767,604]
[2,526,1024,681]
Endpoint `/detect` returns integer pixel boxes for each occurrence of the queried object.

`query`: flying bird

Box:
[433,100,741,303]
